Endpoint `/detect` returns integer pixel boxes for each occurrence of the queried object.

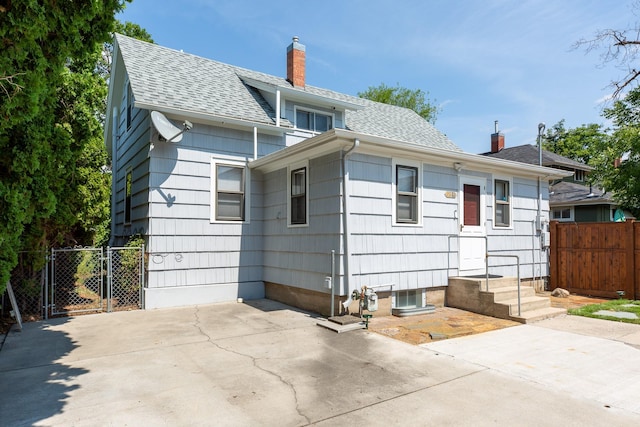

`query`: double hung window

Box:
[494,179,510,227]
[396,165,419,224]
[290,167,307,225]
[215,164,245,221]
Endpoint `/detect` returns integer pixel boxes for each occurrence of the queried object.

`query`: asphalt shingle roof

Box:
[116,34,461,152]
[550,181,613,205]
[481,144,590,170]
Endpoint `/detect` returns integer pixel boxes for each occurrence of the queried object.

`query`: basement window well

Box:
[395,290,419,308]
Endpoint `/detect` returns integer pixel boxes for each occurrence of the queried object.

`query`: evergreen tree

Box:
[0,1,130,294]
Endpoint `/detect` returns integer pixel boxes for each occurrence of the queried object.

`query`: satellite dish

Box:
[151,111,192,143]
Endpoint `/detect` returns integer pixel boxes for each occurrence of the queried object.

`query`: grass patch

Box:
[569,299,640,324]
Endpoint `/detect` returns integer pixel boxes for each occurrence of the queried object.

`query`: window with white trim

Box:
[295,108,333,132]
[396,165,419,224]
[494,179,510,227]
[551,207,573,221]
[212,162,247,222]
[290,166,307,225]
[395,290,419,308]
[574,169,585,182]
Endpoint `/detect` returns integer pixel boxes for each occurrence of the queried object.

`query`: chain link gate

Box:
[50,247,104,316]
[107,246,145,312]
[48,246,144,317]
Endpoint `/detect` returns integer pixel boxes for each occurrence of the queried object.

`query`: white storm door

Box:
[458,176,486,274]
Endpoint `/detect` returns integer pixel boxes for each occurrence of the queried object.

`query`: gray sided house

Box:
[105,34,568,313]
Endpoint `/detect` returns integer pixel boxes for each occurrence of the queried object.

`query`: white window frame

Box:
[574,169,585,182]
[210,158,250,223]
[493,177,513,229]
[394,289,420,308]
[287,161,309,227]
[551,206,574,222]
[293,106,334,133]
[392,158,422,226]
[459,175,487,236]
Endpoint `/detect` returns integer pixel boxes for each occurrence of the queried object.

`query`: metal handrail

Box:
[447,234,523,316]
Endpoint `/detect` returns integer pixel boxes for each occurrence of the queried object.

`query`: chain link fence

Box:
[107,247,145,312]
[1,246,144,325]
[0,252,47,321]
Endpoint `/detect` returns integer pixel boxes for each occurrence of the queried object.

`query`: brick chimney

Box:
[490,120,504,153]
[287,36,305,88]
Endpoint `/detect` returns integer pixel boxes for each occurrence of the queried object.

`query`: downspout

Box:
[253,127,258,160]
[537,122,545,223]
[537,123,545,282]
[531,220,536,282]
[341,138,359,304]
[109,107,118,246]
[275,90,281,128]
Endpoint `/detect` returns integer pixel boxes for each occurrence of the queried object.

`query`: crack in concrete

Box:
[191,306,311,425]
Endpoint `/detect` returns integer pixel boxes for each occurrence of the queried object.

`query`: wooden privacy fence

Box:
[549,221,640,300]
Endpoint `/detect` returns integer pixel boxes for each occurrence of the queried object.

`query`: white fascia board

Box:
[104,37,123,157]
[250,128,572,180]
[551,198,615,207]
[347,131,573,180]
[240,76,364,111]
[249,129,350,173]
[547,161,594,171]
[134,102,286,136]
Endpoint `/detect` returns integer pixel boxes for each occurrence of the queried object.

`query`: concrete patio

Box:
[1,299,639,426]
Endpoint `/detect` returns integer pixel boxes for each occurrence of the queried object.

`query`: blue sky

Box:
[117,0,634,153]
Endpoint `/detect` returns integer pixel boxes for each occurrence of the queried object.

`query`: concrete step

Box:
[500,295,553,316]
[485,286,536,302]
[449,276,521,291]
[509,307,568,324]
[316,318,365,333]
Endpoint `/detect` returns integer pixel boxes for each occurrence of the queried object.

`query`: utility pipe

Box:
[531,220,536,282]
[537,122,545,286]
[537,122,545,223]
[341,138,359,303]
[330,250,335,317]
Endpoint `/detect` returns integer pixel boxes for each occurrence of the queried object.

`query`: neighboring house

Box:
[105,34,568,313]
[481,133,625,222]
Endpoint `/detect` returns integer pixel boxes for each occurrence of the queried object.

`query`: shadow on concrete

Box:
[244,298,323,318]
[0,317,88,426]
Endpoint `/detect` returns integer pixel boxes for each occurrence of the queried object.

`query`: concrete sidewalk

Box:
[1,300,639,426]
[424,315,640,415]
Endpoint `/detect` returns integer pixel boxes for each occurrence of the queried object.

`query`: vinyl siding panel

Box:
[113,82,150,242]
[112,85,292,304]
[262,152,343,293]
[345,154,550,291]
